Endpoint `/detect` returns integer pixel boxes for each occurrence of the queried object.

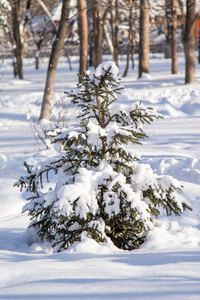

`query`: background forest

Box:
[1,1,200,80]
[1,0,200,121]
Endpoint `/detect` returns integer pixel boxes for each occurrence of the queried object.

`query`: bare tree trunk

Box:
[4,20,17,77]
[165,0,171,59]
[184,0,196,84]
[39,0,70,121]
[131,41,135,69]
[35,40,42,70]
[87,0,93,66]
[29,19,44,70]
[90,1,110,68]
[113,0,119,66]
[12,0,24,79]
[123,0,133,77]
[109,0,119,66]
[131,0,136,73]
[198,27,200,64]
[104,24,114,56]
[23,0,32,30]
[78,0,88,79]
[92,1,103,68]
[138,0,150,78]
[171,0,178,74]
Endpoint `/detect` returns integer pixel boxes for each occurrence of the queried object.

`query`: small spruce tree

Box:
[16,61,191,252]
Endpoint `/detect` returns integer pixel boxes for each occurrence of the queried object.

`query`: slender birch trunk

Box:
[184,0,196,84]
[78,0,88,79]
[171,0,178,74]
[138,0,150,78]
[39,0,70,121]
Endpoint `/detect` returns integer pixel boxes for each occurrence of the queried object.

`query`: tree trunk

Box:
[104,23,114,57]
[138,0,150,78]
[92,1,103,68]
[12,0,24,79]
[184,0,196,84]
[171,0,178,74]
[123,0,133,77]
[113,0,119,66]
[39,0,70,121]
[87,0,93,66]
[78,0,88,79]
[131,41,135,69]
[165,0,172,59]
[35,40,42,70]
[198,27,200,64]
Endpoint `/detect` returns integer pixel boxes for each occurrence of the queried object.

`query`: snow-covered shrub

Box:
[28,93,74,150]
[16,61,191,252]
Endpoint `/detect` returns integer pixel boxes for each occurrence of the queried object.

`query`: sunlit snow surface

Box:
[0,54,200,299]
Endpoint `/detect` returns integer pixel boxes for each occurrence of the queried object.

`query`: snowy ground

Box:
[0,54,200,299]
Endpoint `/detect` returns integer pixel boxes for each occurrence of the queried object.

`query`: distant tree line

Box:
[0,0,198,120]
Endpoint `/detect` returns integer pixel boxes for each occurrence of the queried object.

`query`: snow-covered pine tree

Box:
[16,61,191,252]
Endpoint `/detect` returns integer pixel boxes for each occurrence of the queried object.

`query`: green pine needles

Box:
[15,61,191,252]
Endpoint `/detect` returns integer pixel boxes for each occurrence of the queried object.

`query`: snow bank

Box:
[0,54,200,298]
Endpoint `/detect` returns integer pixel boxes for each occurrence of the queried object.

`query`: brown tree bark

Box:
[138,0,150,78]
[78,0,88,79]
[90,1,110,68]
[92,1,103,68]
[87,0,93,66]
[12,0,24,79]
[39,0,70,121]
[123,0,133,77]
[104,23,114,57]
[113,0,119,67]
[171,0,178,74]
[184,0,196,84]
[165,0,172,59]
[198,27,200,64]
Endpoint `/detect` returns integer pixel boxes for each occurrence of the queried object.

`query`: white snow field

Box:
[0,54,200,299]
